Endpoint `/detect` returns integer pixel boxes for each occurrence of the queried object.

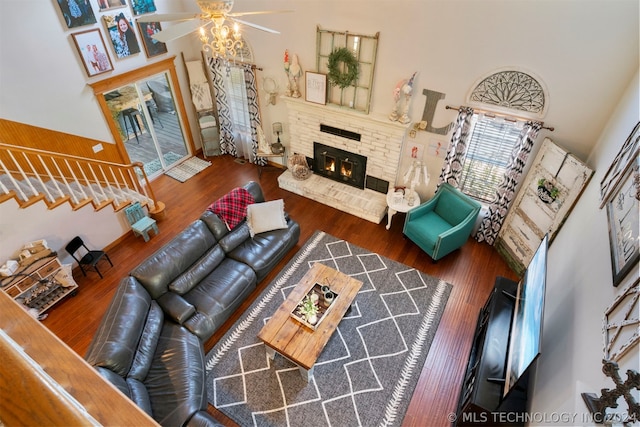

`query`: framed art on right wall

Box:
[605,158,639,287]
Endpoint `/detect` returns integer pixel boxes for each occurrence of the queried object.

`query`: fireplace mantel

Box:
[281,96,408,185]
[281,96,409,134]
[278,97,409,223]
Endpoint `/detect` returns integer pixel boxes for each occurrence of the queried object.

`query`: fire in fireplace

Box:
[313,142,367,189]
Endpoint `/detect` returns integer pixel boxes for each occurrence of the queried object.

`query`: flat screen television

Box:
[503,234,549,397]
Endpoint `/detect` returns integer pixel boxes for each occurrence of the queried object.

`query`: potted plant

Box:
[537,178,560,204]
[298,295,319,325]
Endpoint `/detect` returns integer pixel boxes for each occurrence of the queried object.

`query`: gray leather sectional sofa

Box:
[84,182,300,426]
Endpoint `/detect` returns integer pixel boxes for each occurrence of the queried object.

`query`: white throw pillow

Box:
[246,199,288,238]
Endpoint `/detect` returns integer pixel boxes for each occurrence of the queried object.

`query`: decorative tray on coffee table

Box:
[290,283,338,330]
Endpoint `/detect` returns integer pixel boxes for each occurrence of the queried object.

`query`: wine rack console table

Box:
[0,254,78,314]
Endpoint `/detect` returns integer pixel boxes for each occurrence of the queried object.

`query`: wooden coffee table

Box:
[257,262,363,381]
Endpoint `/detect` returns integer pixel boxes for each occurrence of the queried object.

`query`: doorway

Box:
[105,73,189,178]
[90,58,196,179]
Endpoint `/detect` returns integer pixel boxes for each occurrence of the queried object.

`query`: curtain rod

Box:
[235,61,263,71]
[446,105,554,131]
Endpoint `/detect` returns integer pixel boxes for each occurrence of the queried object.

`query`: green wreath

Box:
[327,47,359,89]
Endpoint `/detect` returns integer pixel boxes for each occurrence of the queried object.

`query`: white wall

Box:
[0,0,202,264]
[0,2,638,419]
[529,71,639,424]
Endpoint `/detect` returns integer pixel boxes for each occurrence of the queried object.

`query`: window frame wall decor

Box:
[315,26,379,114]
[600,121,640,208]
[467,68,548,120]
[604,155,639,287]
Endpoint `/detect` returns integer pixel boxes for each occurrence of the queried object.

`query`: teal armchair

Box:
[403,183,481,261]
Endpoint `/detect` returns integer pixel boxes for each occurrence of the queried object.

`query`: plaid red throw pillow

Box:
[208,188,255,230]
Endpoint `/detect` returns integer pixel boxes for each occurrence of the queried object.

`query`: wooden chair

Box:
[124,202,159,242]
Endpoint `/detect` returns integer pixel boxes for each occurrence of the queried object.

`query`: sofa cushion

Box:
[131,220,218,299]
[182,258,256,340]
[434,189,476,226]
[243,180,267,203]
[199,210,230,243]
[95,366,131,398]
[185,411,225,427]
[144,321,208,426]
[128,301,164,381]
[169,245,226,295]
[156,292,196,324]
[246,199,288,238]
[208,187,255,230]
[127,377,153,416]
[85,277,156,377]
[404,211,452,249]
[228,218,301,282]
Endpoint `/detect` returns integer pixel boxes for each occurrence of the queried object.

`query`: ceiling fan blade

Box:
[227,10,294,17]
[137,13,201,23]
[152,19,207,43]
[233,18,280,34]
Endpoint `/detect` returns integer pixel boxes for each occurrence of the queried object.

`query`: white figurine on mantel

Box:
[283,50,302,98]
[389,72,417,124]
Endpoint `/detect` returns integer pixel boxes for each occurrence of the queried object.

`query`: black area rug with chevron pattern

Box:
[205,231,452,427]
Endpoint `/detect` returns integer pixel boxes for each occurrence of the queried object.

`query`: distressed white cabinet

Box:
[496,138,594,275]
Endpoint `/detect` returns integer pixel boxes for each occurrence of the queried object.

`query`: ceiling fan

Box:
[137,0,290,43]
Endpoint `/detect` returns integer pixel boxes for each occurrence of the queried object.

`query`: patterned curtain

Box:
[438,106,474,188]
[475,121,543,244]
[208,57,237,157]
[240,63,266,166]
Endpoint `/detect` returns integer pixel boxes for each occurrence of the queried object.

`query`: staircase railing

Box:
[0,142,164,215]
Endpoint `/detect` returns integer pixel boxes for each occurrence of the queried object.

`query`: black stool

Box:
[121,108,143,143]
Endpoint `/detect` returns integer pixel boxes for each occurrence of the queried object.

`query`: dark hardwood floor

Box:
[42,154,518,427]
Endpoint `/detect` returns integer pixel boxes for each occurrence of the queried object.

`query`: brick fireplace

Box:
[278,97,408,223]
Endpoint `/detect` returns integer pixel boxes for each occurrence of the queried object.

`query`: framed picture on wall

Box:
[103,12,141,58]
[137,21,167,58]
[130,0,157,15]
[71,29,114,77]
[605,159,639,287]
[97,0,127,12]
[56,0,97,28]
[305,72,327,105]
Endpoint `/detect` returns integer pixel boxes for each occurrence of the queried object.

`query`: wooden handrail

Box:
[0,291,158,426]
[0,142,163,214]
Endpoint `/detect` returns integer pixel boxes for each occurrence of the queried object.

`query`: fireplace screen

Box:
[313,142,367,189]
[341,160,353,178]
[325,155,336,173]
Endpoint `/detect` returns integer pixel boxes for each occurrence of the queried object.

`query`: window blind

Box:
[459,116,522,202]
[225,67,250,132]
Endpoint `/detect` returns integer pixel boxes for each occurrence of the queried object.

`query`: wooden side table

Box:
[256,149,286,178]
[386,188,421,230]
